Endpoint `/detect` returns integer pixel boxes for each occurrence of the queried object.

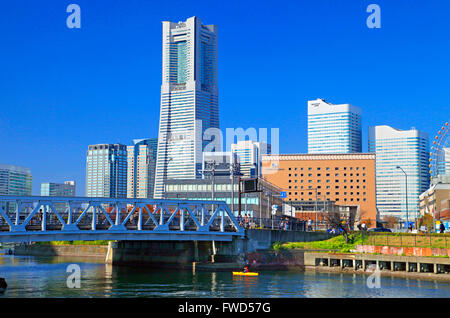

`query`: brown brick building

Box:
[261,153,377,225]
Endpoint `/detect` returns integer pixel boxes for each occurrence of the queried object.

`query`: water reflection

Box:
[0,255,450,298]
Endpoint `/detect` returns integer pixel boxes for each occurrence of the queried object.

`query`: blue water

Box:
[0,254,449,297]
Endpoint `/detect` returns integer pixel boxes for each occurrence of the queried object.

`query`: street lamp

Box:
[396,166,409,229]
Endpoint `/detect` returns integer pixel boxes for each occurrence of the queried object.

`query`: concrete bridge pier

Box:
[105,240,216,267]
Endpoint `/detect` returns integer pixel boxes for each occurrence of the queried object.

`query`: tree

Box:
[419,213,434,232]
[325,212,351,243]
[382,215,399,229]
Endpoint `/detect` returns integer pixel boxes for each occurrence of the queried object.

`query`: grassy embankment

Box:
[272,232,368,253]
[272,232,450,253]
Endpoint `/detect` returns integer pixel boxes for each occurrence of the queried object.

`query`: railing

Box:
[366,232,450,249]
[0,196,244,237]
[236,217,308,231]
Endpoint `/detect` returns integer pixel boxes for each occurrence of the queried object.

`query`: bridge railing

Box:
[0,196,244,236]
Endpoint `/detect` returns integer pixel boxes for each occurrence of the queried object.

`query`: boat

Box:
[232,271,259,276]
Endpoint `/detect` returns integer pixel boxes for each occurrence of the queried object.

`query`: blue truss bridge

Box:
[0,196,244,243]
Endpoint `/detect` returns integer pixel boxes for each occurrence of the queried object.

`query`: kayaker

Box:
[243,259,250,273]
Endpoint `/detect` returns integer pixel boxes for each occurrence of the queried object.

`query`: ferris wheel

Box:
[430,121,450,182]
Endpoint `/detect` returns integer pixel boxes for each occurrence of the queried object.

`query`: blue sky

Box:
[0,0,449,195]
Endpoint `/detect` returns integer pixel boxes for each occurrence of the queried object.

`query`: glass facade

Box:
[368,125,430,221]
[231,140,271,178]
[154,17,219,198]
[40,181,75,197]
[127,138,158,198]
[86,144,127,198]
[308,99,362,154]
[0,164,32,213]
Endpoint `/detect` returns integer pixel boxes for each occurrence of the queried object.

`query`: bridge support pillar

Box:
[106,240,216,267]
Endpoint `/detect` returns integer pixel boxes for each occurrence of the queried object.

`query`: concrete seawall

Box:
[14,244,108,258]
[12,230,336,268]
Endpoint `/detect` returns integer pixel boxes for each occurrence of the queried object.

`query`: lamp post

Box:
[311,188,318,231]
[396,166,409,229]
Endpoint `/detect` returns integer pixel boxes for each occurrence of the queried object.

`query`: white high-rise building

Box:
[308,99,362,154]
[154,16,219,198]
[231,140,271,178]
[368,125,430,222]
[127,138,158,198]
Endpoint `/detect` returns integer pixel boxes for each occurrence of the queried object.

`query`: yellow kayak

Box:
[232,272,259,276]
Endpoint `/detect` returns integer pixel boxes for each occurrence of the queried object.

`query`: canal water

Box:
[0,254,450,298]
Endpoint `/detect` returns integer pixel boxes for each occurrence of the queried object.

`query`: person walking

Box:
[307,218,312,231]
[440,222,445,233]
[361,222,367,232]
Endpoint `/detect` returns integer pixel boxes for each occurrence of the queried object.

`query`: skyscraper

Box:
[41,181,76,197]
[0,164,32,213]
[231,140,271,178]
[41,181,76,212]
[86,144,127,198]
[127,138,158,198]
[154,16,219,198]
[369,125,430,222]
[437,147,450,177]
[308,99,362,154]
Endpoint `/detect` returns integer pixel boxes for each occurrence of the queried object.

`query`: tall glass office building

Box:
[368,125,430,222]
[154,16,219,198]
[127,138,158,198]
[86,144,127,198]
[231,140,271,178]
[308,99,362,154]
[41,181,76,197]
[0,164,32,213]
[41,181,76,212]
